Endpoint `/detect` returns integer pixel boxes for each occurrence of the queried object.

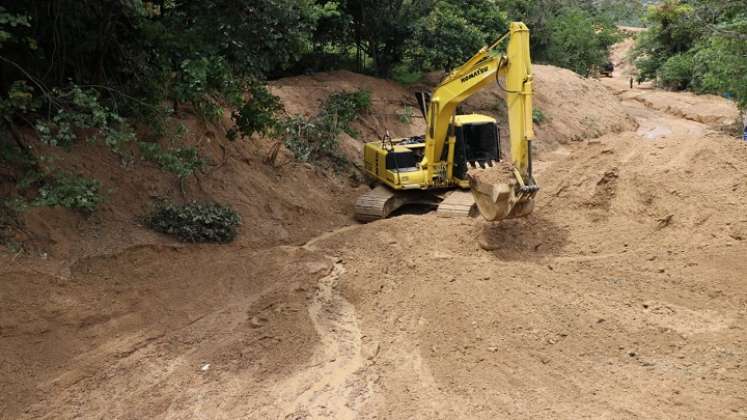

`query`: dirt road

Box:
[2,46,746,419]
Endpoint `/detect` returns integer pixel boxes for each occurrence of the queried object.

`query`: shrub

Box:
[139,142,204,178]
[34,86,135,152]
[544,8,620,76]
[323,90,371,137]
[532,108,546,124]
[276,89,371,162]
[146,201,240,243]
[398,105,414,124]
[391,64,423,85]
[33,174,103,213]
[692,36,747,111]
[228,83,283,140]
[658,53,694,90]
[277,115,317,161]
[172,56,243,123]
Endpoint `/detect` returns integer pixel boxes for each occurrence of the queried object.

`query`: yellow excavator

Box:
[355,22,539,222]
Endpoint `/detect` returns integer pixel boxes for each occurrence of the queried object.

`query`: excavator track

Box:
[355,186,477,222]
[354,186,408,222]
[436,190,477,218]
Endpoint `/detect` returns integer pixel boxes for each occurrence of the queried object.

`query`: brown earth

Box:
[1,115,363,266]
[422,65,638,153]
[2,39,747,419]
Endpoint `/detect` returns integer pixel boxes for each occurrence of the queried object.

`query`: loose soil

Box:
[467,161,516,185]
[1,35,746,419]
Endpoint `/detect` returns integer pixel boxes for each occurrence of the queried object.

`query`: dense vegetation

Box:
[0,0,642,242]
[633,0,747,111]
[146,201,241,243]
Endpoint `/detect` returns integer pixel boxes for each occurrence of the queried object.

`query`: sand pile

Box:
[420,64,638,153]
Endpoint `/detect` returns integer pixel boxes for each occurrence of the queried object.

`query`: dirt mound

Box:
[621,89,741,128]
[270,70,427,166]
[467,161,515,184]
[452,65,637,152]
[1,114,363,264]
[272,66,637,163]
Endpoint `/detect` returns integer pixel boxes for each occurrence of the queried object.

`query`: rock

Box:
[250,316,267,328]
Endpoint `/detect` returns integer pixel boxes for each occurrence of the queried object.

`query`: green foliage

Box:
[34,86,135,152]
[500,0,632,70]
[328,1,430,76]
[692,37,747,110]
[658,53,694,90]
[398,105,414,124]
[633,0,747,109]
[278,116,319,162]
[594,0,646,26]
[532,108,546,124]
[168,0,326,77]
[633,0,699,81]
[409,1,507,71]
[0,81,38,115]
[173,56,243,122]
[0,6,31,48]
[33,174,103,213]
[139,142,204,178]
[228,84,283,140]
[146,201,241,243]
[277,90,371,162]
[391,64,423,85]
[544,8,620,76]
[324,90,372,137]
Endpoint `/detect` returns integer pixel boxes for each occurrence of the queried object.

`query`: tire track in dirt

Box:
[273,259,373,420]
[266,232,374,419]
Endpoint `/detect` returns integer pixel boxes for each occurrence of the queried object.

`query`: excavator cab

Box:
[452,116,500,180]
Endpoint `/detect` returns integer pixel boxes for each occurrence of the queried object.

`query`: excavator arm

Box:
[424,22,535,185]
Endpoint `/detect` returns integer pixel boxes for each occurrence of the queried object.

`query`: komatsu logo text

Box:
[460,66,488,83]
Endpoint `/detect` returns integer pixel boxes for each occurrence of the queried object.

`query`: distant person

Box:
[630,77,634,89]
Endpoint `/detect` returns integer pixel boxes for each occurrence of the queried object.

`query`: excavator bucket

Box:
[467,163,535,221]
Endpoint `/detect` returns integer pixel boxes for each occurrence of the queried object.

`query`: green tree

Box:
[633,0,699,81]
[409,1,507,71]
[693,34,747,110]
[499,0,620,75]
[544,8,619,76]
[633,0,747,110]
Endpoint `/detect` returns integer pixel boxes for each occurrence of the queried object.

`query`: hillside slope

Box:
[3,55,745,419]
[2,65,638,265]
